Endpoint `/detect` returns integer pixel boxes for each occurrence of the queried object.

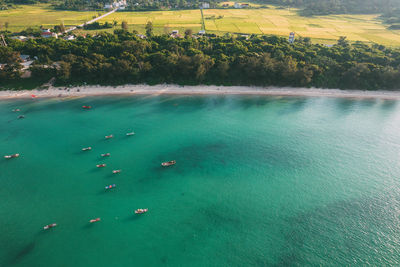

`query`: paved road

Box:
[65,8,118,33]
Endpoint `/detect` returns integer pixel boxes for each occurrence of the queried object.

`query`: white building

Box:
[201,2,210,9]
[11,36,28,41]
[63,35,75,41]
[104,4,113,9]
[136,34,147,39]
[234,2,241,8]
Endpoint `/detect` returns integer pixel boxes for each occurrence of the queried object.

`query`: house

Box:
[20,55,33,70]
[170,30,181,38]
[18,54,34,78]
[104,4,113,9]
[41,31,58,38]
[20,55,30,62]
[234,2,249,8]
[288,32,295,43]
[41,29,57,38]
[11,36,28,41]
[63,35,75,41]
[198,30,206,35]
[200,2,210,9]
[136,34,147,39]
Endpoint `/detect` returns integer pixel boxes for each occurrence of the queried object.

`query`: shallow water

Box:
[1,95,400,266]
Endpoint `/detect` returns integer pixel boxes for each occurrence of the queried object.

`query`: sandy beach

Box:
[1,84,400,99]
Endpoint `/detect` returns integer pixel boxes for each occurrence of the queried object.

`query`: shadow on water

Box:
[357,98,378,108]
[333,98,356,115]
[160,256,168,265]
[380,100,398,111]
[122,214,143,223]
[74,150,93,156]
[90,166,109,173]
[81,222,101,230]
[97,188,117,195]
[106,173,117,178]
[7,229,51,266]
[235,96,275,109]
[8,241,36,265]
[278,98,308,115]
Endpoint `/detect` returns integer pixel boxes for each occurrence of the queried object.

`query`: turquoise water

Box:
[1,95,400,266]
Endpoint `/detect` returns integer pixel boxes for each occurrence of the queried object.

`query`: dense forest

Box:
[1,29,400,90]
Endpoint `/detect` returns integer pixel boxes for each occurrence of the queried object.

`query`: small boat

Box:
[161,160,176,167]
[89,218,101,223]
[4,153,19,159]
[112,170,121,174]
[12,109,20,112]
[97,164,106,168]
[43,223,57,230]
[18,115,25,119]
[101,153,110,157]
[105,184,116,190]
[105,135,113,139]
[82,147,92,151]
[134,209,148,214]
[126,132,135,136]
[82,106,91,109]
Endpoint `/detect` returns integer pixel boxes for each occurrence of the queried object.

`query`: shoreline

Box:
[1,85,400,100]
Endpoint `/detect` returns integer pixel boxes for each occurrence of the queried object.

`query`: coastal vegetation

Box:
[1,30,400,90]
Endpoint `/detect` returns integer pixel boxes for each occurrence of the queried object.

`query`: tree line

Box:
[1,29,400,90]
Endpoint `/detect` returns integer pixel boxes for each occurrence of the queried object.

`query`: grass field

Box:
[1,4,400,46]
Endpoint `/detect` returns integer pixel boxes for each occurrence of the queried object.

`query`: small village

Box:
[1,1,258,78]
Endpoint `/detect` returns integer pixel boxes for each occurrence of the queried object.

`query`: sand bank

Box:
[1,85,400,99]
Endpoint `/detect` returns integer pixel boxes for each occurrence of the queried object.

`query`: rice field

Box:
[1,4,400,46]
[99,8,400,46]
[0,4,101,32]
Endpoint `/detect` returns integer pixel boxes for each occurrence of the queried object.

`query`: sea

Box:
[1,94,400,266]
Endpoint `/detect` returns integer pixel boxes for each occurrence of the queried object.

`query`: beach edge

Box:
[1,85,400,100]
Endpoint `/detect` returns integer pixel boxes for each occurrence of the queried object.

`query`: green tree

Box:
[121,21,128,31]
[145,21,153,37]
[184,29,193,38]
[337,36,349,47]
